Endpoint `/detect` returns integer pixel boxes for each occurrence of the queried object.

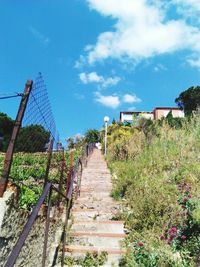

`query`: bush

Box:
[106,115,200,266]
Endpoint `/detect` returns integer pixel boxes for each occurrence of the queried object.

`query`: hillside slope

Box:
[106,117,200,266]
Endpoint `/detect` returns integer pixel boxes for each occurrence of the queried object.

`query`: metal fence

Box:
[4,144,95,267]
[0,74,95,266]
[0,73,59,197]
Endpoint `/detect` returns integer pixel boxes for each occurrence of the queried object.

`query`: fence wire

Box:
[7,73,61,205]
[15,73,57,153]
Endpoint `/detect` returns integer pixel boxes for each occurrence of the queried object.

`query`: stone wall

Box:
[0,189,63,267]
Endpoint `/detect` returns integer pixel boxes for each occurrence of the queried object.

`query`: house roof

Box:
[120,107,184,121]
[153,107,182,111]
[120,111,153,120]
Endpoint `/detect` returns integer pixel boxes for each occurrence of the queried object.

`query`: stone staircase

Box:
[64,149,126,266]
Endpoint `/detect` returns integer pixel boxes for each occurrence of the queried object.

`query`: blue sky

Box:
[0,0,200,142]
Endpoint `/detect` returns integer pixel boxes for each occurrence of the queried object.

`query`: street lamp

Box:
[104,116,109,156]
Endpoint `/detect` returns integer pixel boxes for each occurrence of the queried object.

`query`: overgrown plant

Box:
[106,115,200,266]
[64,251,108,267]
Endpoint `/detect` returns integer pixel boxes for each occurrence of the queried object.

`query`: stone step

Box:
[72,208,118,213]
[81,178,112,182]
[80,183,112,187]
[72,220,124,234]
[73,204,118,211]
[79,191,111,198]
[65,149,126,267]
[71,225,124,234]
[72,211,116,221]
[80,188,112,193]
[81,179,112,187]
[64,245,126,267]
[77,196,116,202]
[65,245,126,255]
[70,232,126,238]
[68,232,125,248]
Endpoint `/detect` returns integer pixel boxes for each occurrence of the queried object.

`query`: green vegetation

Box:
[84,129,100,144]
[0,111,51,152]
[175,86,200,115]
[0,150,81,210]
[0,112,14,151]
[15,124,50,152]
[106,116,200,266]
[64,251,108,267]
[67,129,100,150]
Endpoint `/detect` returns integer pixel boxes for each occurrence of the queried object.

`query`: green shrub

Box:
[106,116,200,266]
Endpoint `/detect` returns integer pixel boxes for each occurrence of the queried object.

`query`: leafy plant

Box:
[106,115,200,266]
[64,251,108,267]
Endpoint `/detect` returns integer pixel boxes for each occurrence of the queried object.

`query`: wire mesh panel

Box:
[8,73,60,209]
[0,75,97,267]
[15,72,56,152]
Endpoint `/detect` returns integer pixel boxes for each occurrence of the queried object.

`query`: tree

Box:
[112,118,116,125]
[165,111,184,129]
[175,86,200,115]
[15,124,50,152]
[0,112,14,151]
[84,129,100,144]
[66,137,75,150]
[66,135,85,150]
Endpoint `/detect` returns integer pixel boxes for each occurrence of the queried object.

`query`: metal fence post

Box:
[42,186,52,267]
[0,80,33,197]
[61,199,72,267]
[44,139,54,188]
[66,151,73,195]
[57,147,65,207]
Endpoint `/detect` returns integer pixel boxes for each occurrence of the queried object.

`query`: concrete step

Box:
[68,232,125,248]
[72,212,116,221]
[80,191,110,198]
[64,245,126,267]
[65,150,126,267]
[73,203,118,210]
[71,209,118,221]
[77,196,116,202]
[72,220,124,233]
[80,183,112,187]
[65,245,126,255]
[80,188,112,193]
[72,208,118,213]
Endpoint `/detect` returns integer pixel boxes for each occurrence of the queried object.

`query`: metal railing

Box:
[4,143,95,267]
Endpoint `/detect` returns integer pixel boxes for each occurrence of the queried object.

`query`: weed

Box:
[106,116,200,266]
[64,251,108,267]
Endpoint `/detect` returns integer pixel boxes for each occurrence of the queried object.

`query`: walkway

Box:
[65,149,126,266]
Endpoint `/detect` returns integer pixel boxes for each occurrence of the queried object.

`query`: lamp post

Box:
[104,116,109,156]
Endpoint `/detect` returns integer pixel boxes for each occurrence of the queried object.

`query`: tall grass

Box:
[107,117,200,266]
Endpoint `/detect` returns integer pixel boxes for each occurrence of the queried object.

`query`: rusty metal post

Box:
[42,186,52,267]
[66,151,73,196]
[44,139,54,188]
[61,199,72,267]
[76,159,83,200]
[57,147,65,207]
[4,183,52,267]
[0,80,33,197]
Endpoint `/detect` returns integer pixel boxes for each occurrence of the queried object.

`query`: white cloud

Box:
[79,72,121,88]
[174,0,200,27]
[80,0,200,68]
[29,26,50,45]
[187,58,200,68]
[95,92,120,108]
[95,92,141,109]
[123,94,141,103]
[175,0,200,12]
[153,63,167,72]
